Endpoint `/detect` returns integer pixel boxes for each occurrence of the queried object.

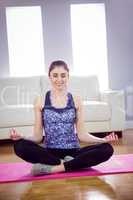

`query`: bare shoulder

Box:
[34,95,43,111]
[73,95,82,109]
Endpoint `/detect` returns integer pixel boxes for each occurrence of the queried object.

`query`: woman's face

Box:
[49,66,69,91]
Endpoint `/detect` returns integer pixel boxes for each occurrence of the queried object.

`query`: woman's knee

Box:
[13,139,28,156]
[100,143,114,158]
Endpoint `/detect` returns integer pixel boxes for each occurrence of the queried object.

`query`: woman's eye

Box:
[61,74,66,78]
[53,74,58,78]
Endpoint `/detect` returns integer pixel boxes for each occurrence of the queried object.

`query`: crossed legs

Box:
[14,139,114,174]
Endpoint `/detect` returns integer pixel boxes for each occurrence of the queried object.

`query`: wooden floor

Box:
[0,130,133,200]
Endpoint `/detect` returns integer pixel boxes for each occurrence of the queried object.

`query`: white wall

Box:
[0,0,107,76]
[0,0,132,83]
[0,0,73,75]
[106,0,133,90]
[0,6,9,76]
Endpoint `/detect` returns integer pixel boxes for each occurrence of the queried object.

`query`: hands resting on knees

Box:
[103,132,119,143]
[10,128,119,144]
[9,128,23,141]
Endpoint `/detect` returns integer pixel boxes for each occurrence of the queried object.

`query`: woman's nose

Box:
[57,76,62,82]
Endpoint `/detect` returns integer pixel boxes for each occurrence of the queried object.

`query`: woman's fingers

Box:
[9,128,22,140]
[10,128,16,137]
[105,132,119,142]
[110,132,115,141]
[113,132,119,141]
[113,132,118,140]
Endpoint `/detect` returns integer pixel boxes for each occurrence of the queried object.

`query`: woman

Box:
[10,60,118,175]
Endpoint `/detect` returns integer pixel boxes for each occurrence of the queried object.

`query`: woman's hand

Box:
[103,132,119,143]
[9,128,23,141]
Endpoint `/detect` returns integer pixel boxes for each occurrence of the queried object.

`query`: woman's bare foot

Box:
[31,161,65,176]
[51,162,65,173]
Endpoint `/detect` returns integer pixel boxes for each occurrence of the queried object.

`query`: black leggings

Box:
[14,139,114,172]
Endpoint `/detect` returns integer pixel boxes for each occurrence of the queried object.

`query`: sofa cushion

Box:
[0,76,41,106]
[83,101,111,122]
[68,76,100,101]
[40,76,50,94]
[0,105,34,127]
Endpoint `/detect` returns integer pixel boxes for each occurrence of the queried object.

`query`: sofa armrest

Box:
[100,90,125,130]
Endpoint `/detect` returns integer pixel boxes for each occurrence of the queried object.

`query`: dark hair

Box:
[48,60,69,76]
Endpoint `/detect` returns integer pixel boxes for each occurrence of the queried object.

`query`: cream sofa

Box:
[0,75,125,140]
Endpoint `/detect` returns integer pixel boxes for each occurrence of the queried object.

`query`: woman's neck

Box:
[51,89,67,97]
[50,89,68,108]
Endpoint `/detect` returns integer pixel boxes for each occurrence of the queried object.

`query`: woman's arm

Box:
[74,96,118,143]
[31,95,44,143]
[10,96,44,144]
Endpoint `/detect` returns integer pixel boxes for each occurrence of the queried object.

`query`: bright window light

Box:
[6,6,45,77]
[71,4,108,90]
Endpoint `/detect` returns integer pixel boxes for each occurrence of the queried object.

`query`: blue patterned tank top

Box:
[42,91,80,149]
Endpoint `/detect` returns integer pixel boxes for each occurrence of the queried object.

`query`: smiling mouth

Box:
[56,83,64,86]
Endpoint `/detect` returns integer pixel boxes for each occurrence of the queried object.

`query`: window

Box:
[6,6,45,77]
[71,4,108,90]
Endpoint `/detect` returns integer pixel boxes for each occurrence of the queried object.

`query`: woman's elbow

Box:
[77,133,84,142]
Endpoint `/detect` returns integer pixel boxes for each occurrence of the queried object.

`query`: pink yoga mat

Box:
[0,154,133,183]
